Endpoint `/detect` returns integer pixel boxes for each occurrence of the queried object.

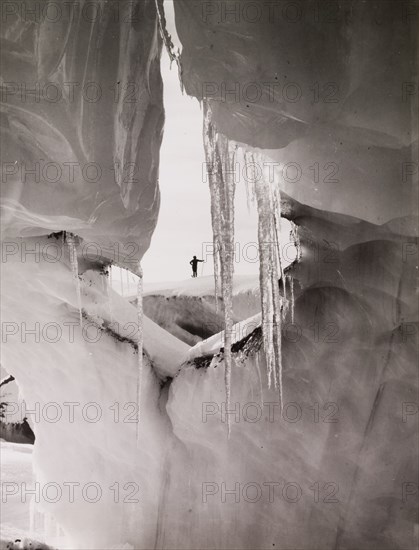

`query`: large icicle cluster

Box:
[246,151,285,407]
[204,102,237,436]
[203,102,290,429]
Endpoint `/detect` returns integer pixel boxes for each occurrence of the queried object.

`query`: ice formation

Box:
[1,0,417,549]
[203,102,237,435]
[66,234,83,327]
[288,275,295,324]
[204,103,291,416]
[250,153,284,404]
[135,264,144,443]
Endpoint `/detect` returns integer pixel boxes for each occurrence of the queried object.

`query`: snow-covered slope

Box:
[141,275,261,345]
[0,237,188,549]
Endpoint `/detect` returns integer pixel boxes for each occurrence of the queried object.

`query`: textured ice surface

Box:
[0,0,164,268]
[1,1,417,548]
[0,237,186,549]
[174,0,417,224]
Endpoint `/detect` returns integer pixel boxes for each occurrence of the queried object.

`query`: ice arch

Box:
[1,1,417,549]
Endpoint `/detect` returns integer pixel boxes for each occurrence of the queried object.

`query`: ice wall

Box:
[163,1,418,548]
[161,195,418,550]
[1,0,164,268]
[174,0,417,223]
[1,1,168,546]
[1,0,418,548]
[1,236,182,549]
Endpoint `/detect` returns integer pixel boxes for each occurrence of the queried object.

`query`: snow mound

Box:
[187,313,261,362]
[143,274,259,298]
[140,275,261,345]
[82,270,189,379]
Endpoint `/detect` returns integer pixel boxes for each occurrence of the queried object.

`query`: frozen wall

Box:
[1,0,164,268]
[174,0,417,223]
[1,236,187,549]
[160,194,418,549]
[163,1,418,548]
[1,0,418,549]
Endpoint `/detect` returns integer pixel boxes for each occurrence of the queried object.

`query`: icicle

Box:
[290,221,302,261]
[108,266,114,322]
[249,151,274,388]
[125,268,130,295]
[203,101,236,437]
[246,151,284,408]
[272,186,286,302]
[287,221,300,326]
[219,135,236,439]
[290,275,295,324]
[243,150,255,213]
[120,269,124,296]
[135,264,144,446]
[271,242,283,405]
[67,234,83,326]
[254,351,265,408]
[204,103,221,312]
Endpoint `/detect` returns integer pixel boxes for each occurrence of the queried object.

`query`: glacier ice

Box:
[1,0,417,549]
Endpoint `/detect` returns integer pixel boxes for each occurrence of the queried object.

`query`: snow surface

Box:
[143,274,259,299]
[140,274,262,346]
[187,313,261,361]
[0,239,189,549]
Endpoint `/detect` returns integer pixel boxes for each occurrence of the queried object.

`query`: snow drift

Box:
[141,275,261,345]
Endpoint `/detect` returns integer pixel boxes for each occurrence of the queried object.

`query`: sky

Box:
[114,3,295,289]
[141,49,263,283]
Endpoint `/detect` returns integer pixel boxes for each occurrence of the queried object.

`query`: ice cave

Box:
[0,1,418,549]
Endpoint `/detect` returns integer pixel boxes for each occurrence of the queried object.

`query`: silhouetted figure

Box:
[190,255,204,277]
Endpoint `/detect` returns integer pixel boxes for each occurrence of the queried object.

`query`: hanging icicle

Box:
[66,234,83,326]
[204,104,221,312]
[272,185,286,302]
[290,220,302,261]
[108,266,114,322]
[125,268,130,295]
[135,264,144,446]
[119,268,124,296]
[287,220,301,325]
[242,147,256,213]
[289,275,295,324]
[203,101,236,437]
[203,102,290,427]
[254,351,265,409]
[245,151,284,408]
[250,151,275,389]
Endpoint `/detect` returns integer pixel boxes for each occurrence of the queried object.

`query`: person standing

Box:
[190,255,204,277]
